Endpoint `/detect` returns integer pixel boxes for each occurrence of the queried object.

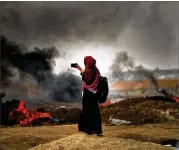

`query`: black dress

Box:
[78,73,102,135]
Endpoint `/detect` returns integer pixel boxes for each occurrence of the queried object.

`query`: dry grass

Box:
[0,125,77,150]
[29,133,173,150]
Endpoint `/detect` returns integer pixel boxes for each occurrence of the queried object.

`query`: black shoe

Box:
[97,133,103,136]
[95,131,103,136]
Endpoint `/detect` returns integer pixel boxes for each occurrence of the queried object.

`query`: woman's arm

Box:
[71,63,85,79]
[76,64,85,81]
[76,64,85,74]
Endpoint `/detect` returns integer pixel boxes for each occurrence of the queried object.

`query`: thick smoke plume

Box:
[0,36,81,102]
[110,51,159,90]
[51,72,81,101]
[110,52,134,79]
[1,35,58,84]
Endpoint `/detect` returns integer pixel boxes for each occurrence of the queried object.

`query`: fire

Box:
[101,100,111,107]
[8,100,52,126]
[172,97,179,103]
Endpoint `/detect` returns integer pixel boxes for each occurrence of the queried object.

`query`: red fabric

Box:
[84,56,97,84]
[82,56,100,93]
[84,56,96,69]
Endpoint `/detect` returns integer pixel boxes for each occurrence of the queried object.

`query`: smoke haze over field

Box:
[0,2,179,101]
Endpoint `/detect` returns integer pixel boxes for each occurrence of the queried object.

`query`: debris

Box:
[51,117,59,123]
[55,105,67,110]
[161,139,179,148]
[109,116,131,125]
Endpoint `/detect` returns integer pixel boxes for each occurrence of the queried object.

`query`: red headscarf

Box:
[82,56,100,93]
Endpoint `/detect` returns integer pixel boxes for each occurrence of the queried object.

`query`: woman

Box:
[75,56,103,136]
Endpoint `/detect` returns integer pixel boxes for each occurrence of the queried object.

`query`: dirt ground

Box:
[0,123,179,150]
[101,97,179,124]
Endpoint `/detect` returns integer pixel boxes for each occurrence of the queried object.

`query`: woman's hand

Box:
[76,65,84,73]
[71,63,84,74]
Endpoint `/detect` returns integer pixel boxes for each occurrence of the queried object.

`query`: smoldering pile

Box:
[0,92,81,126]
[0,35,81,102]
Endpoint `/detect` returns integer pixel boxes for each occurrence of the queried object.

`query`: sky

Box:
[0,1,179,75]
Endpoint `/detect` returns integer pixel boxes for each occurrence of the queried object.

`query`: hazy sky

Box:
[0,2,179,74]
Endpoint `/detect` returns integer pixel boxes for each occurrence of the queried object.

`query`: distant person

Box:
[71,56,103,136]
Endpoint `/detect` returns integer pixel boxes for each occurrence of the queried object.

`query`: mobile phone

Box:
[71,63,77,68]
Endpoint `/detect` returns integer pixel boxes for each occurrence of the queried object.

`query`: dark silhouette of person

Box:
[74,56,103,136]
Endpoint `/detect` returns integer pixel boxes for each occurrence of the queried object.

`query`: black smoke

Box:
[1,35,59,83]
[0,2,178,100]
[110,51,159,90]
[0,36,81,102]
[0,2,139,45]
[51,72,81,101]
[110,52,134,79]
[135,66,159,90]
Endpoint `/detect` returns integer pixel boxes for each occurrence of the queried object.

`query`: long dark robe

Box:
[78,73,102,134]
